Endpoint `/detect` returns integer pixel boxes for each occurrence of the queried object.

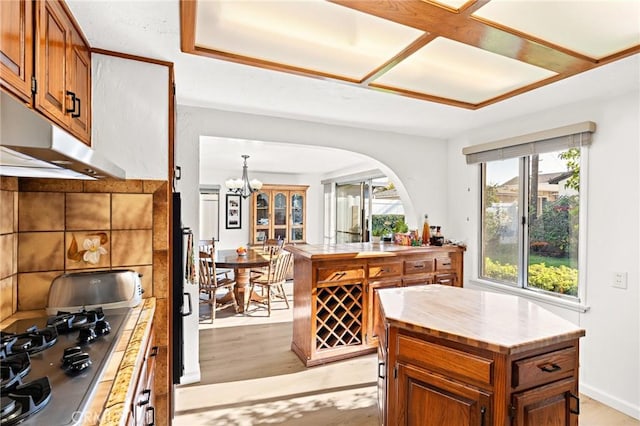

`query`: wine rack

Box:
[316,284,364,350]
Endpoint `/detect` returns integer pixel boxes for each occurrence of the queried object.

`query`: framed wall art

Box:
[225,194,242,229]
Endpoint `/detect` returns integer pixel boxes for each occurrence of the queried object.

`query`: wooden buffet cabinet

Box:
[286,243,465,367]
[376,285,585,426]
[1,0,92,144]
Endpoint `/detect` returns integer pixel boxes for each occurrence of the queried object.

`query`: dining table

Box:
[214,248,271,313]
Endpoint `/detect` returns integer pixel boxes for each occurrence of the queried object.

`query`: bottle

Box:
[421,214,431,246]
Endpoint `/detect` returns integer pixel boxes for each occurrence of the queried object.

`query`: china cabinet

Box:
[249,184,308,245]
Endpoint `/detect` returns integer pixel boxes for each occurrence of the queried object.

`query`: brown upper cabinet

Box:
[0,0,34,101]
[0,0,91,145]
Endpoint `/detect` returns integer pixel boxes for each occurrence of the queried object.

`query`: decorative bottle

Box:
[421,214,431,246]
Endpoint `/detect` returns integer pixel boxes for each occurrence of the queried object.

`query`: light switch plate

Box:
[613,272,628,289]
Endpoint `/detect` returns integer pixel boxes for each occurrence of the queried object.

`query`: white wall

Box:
[447,90,640,419]
[92,54,169,179]
[176,105,448,383]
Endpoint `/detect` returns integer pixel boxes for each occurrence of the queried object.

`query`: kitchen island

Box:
[376,285,585,426]
[285,243,465,366]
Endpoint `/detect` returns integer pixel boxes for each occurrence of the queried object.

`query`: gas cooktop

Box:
[0,307,131,426]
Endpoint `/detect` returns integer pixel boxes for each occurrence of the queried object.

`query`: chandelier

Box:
[225,155,263,198]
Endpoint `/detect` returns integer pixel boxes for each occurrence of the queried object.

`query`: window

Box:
[199,187,220,241]
[464,122,594,300]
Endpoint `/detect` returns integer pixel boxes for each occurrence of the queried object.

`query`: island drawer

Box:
[397,335,493,387]
[404,258,434,275]
[316,266,365,283]
[434,255,453,271]
[368,261,403,278]
[512,346,576,389]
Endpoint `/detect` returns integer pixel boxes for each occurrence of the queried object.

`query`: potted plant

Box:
[371,228,383,243]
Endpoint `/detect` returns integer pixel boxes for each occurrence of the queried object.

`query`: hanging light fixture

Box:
[225,154,263,198]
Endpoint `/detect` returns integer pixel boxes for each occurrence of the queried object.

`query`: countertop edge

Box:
[286,243,465,260]
[94,297,156,426]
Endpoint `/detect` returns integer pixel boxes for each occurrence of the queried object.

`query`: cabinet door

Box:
[289,190,305,243]
[377,344,388,426]
[252,191,270,245]
[366,278,400,345]
[512,377,578,426]
[0,0,33,101]
[272,190,288,241]
[66,24,91,144]
[36,0,71,128]
[394,363,491,426]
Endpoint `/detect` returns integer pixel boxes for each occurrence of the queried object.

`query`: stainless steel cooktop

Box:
[1,307,130,426]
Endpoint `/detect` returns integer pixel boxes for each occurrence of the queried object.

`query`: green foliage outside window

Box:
[371,214,405,236]
[485,258,578,295]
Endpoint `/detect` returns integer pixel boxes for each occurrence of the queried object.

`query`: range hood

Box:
[0,92,125,180]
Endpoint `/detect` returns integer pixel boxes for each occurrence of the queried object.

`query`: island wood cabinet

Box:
[286,244,465,367]
[0,0,91,144]
[250,184,308,245]
[376,285,585,426]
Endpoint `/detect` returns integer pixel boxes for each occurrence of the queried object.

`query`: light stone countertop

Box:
[377,285,584,355]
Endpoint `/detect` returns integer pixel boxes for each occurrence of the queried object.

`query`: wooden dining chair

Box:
[250,238,284,279]
[200,238,231,278]
[198,249,238,322]
[246,249,293,316]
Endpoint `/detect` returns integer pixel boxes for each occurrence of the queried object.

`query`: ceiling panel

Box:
[372,37,557,104]
[473,0,640,59]
[194,0,424,80]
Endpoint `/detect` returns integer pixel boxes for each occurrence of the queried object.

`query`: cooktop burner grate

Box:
[0,326,57,356]
[0,377,52,426]
[47,307,105,333]
[0,352,31,393]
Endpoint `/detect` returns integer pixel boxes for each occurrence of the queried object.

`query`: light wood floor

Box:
[174,282,638,425]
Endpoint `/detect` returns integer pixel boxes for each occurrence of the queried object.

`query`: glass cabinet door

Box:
[273,192,288,242]
[290,192,305,242]
[254,191,270,243]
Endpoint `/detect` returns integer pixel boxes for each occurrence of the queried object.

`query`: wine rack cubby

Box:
[316,284,363,350]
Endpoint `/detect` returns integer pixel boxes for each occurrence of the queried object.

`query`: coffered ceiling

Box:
[181,0,640,109]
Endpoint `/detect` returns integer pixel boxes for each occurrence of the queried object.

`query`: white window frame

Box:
[463,123,594,312]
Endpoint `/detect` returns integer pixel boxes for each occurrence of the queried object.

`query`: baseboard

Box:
[179,364,201,385]
[581,383,640,420]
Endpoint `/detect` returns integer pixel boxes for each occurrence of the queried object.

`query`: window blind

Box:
[463,121,596,164]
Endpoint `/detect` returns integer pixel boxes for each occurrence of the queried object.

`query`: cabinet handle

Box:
[138,389,151,406]
[73,96,81,118]
[569,393,580,415]
[413,264,425,269]
[150,346,159,357]
[65,91,77,114]
[145,406,155,426]
[480,406,486,426]
[539,363,561,373]
[378,362,385,379]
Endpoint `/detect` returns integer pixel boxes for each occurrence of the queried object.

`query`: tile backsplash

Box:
[0,178,169,320]
[0,177,18,320]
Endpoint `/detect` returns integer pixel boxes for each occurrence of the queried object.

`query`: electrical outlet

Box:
[613,272,628,289]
